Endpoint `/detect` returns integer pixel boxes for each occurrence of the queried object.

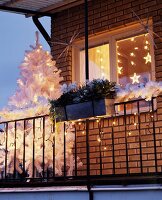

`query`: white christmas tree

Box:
[0,32,82,179]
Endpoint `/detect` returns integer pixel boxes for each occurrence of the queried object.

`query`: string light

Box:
[112,121,116,125]
[131,61,135,65]
[128,131,132,136]
[144,46,148,50]
[104,146,107,150]
[131,37,134,41]
[130,73,140,84]
[118,67,123,74]
[97,137,101,142]
[134,47,138,50]
[144,52,151,64]
[130,52,135,57]
[82,131,85,135]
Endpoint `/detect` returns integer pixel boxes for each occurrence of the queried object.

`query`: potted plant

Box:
[49,79,117,121]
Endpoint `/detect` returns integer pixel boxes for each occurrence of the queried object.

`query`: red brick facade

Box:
[51,0,162,175]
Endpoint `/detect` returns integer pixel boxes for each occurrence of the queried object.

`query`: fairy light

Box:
[134,112,137,115]
[131,37,134,41]
[96,119,100,123]
[97,49,100,53]
[128,131,132,136]
[100,58,103,62]
[134,122,137,126]
[144,52,151,64]
[78,122,82,125]
[144,46,148,50]
[130,52,135,57]
[82,131,85,135]
[97,137,101,142]
[146,40,149,44]
[118,67,123,74]
[134,47,138,50]
[117,52,121,55]
[104,146,107,150]
[130,73,140,84]
[118,60,121,63]
[131,61,135,65]
[50,87,54,91]
[112,121,116,125]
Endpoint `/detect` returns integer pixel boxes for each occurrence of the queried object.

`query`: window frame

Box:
[72,21,155,84]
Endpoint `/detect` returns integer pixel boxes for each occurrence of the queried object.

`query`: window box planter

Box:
[55,98,115,121]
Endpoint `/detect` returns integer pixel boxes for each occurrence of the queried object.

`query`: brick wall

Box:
[51,0,162,176]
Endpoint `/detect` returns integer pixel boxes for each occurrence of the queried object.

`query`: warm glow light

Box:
[144,46,148,50]
[97,137,101,142]
[104,146,107,150]
[130,73,140,84]
[131,37,134,41]
[118,66,123,74]
[128,131,132,136]
[118,60,121,63]
[130,52,135,57]
[134,122,137,126]
[82,131,85,135]
[50,87,54,91]
[131,61,135,65]
[113,121,116,125]
[146,40,149,44]
[144,52,151,64]
[96,49,100,53]
[134,47,138,50]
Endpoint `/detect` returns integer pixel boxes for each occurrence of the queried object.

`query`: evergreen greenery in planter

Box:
[49,79,117,121]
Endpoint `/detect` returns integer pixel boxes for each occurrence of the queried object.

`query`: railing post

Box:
[64,122,66,178]
[151,98,158,173]
[124,103,129,174]
[23,120,26,174]
[14,121,17,178]
[137,101,143,173]
[5,122,8,179]
[86,119,90,177]
[42,116,45,179]
[32,118,35,178]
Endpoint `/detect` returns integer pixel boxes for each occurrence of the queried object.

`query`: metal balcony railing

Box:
[0,97,162,187]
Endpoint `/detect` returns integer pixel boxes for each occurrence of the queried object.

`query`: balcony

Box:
[0,96,162,187]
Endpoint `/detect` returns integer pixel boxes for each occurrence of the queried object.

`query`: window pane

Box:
[80,44,110,82]
[116,33,152,87]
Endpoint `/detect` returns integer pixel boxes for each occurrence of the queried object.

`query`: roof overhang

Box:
[0,0,84,17]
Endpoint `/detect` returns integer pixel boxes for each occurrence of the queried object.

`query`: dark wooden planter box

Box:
[55,98,114,121]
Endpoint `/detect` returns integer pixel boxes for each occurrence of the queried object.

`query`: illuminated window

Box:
[80,44,110,82]
[117,33,152,87]
[73,25,154,86]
